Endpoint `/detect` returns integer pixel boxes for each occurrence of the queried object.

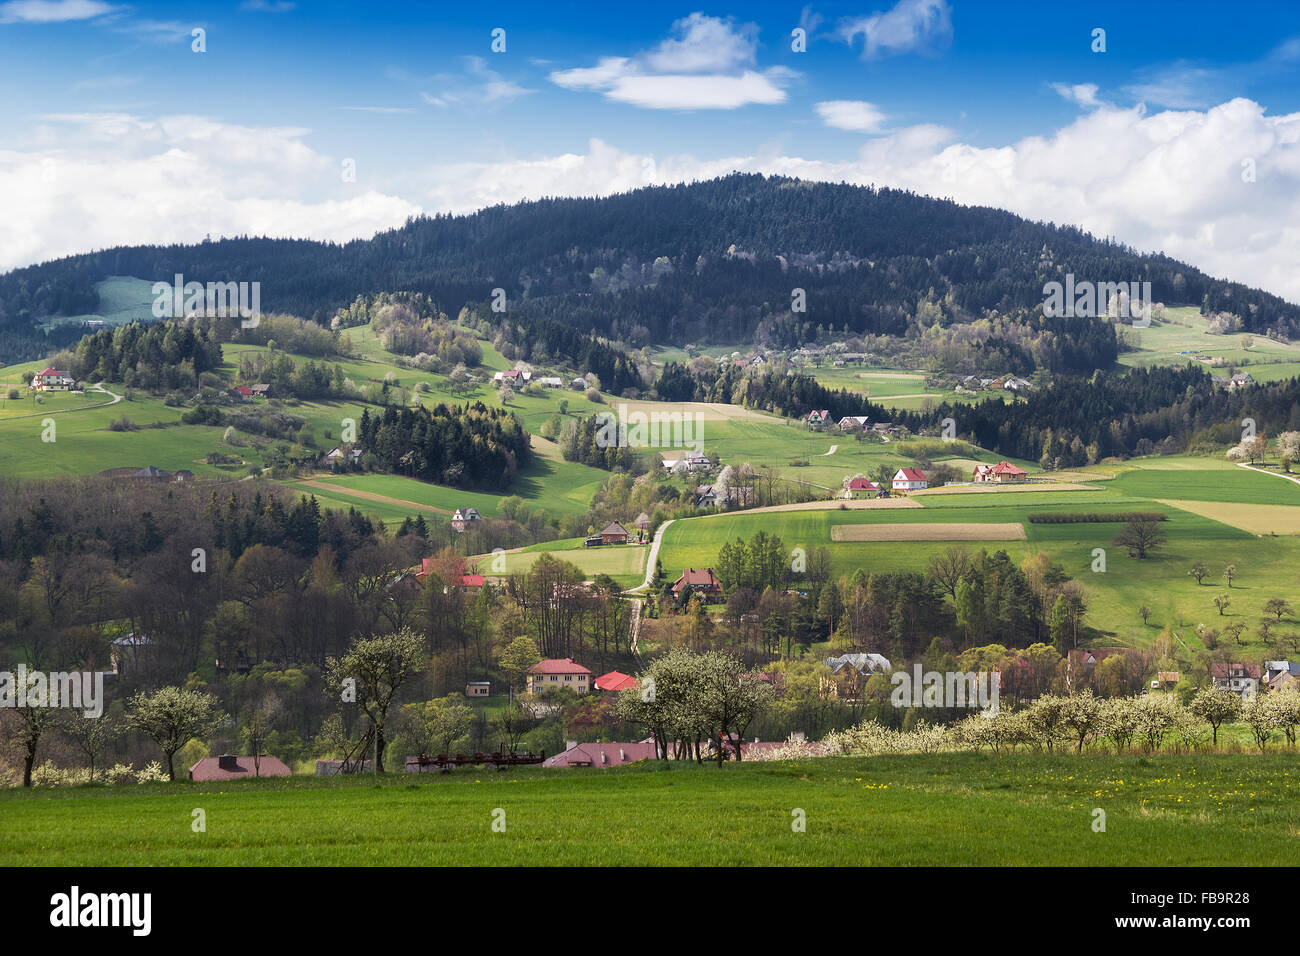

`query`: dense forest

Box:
[354,403,531,490]
[3,174,1296,368]
[918,366,1300,466]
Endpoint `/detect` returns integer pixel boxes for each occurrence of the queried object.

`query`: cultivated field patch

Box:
[830,522,1026,541]
[1155,499,1300,535]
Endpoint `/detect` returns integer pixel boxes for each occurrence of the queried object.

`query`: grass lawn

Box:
[474,541,648,587]
[2,753,1296,865]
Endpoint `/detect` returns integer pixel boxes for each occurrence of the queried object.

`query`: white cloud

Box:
[0,113,420,272]
[422,56,534,109]
[815,100,888,132]
[0,0,115,23]
[838,0,953,60]
[1050,83,1102,109]
[550,13,795,110]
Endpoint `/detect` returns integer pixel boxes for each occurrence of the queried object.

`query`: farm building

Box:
[526,658,592,694]
[190,754,291,782]
[672,567,723,599]
[892,467,928,491]
[31,368,74,391]
[599,522,630,545]
[542,740,660,768]
[838,416,871,431]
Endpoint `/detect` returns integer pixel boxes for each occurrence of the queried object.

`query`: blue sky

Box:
[2,0,1299,300]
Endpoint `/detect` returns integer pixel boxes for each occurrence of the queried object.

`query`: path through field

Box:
[821,444,838,456]
[635,518,673,591]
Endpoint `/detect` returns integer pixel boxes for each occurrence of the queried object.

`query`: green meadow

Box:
[2,753,1294,866]
[657,463,1300,651]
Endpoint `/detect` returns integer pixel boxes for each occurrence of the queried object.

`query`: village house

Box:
[249,383,273,398]
[229,385,254,402]
[542,739,660,768]
[526,658,592,694]
[695,484,754,508]
[31,367,75,391]
[671,567,723,600]
[465,681,491,698]
[190,754,291,782]
[892,467,928,491]
[661,450,710,472]
[492,368,531,385]
[838,415,871,432]
[1210,662,1260,700]
[110,633,153,676]
[450,507,481,533]
[1151,671,1181,690]
[973,461,1028,483]
[845,476,879,498]
[538,376,564,388]
[1228,372,1254,390]
[324,446,364,464]
[805,409,831,430]
[593,670,638,693]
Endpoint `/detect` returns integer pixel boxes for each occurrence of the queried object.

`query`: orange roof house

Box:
[594,671,638,693]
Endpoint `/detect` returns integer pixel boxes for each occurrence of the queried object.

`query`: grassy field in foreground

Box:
[2,754,1296,866]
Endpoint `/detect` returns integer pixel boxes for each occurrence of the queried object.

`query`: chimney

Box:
[619,749,626,761]
[218,754,239,770]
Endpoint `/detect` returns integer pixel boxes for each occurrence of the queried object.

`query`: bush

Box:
[1026,511,1167,524]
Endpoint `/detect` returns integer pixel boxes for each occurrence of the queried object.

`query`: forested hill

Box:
[3,173,1297,361]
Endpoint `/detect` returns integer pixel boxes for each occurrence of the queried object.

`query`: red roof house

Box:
[594,670,638,693]
[891,467,928,490]
[672,567,723,596]
[189,754,291,781]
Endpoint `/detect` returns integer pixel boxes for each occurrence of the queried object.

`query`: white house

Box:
[662,451,710,472]
[1211,662,1260,700]
[892,467,928,491]
[32,368,75,391]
